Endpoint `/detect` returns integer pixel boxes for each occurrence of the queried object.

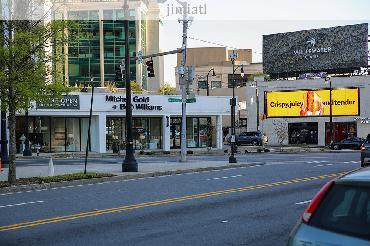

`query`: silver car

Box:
[288,168,370,246]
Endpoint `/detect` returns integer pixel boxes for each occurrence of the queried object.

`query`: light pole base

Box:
[229,156,237,163]
[123,155,138,172]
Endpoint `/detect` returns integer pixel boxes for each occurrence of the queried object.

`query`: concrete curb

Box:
[0,162,264,194]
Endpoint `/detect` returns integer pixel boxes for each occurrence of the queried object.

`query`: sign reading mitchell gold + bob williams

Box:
[265,88,359,118]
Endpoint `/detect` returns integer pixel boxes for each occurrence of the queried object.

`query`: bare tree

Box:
[272,119,288,151]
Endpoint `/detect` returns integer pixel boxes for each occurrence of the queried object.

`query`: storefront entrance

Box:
[288,122,318,145]
[170,118,181,149]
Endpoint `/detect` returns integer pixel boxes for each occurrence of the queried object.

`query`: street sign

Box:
[168,98,197,103]
[168,98,182,103]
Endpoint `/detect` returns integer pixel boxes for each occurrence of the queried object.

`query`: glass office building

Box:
[57,0,161,91]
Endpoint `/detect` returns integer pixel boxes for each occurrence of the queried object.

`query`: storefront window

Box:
[187,118,199,148]
[325,122,357,144]
[199,118,212,147]
[106,117,162,151]
[16,116,51,153]
[106,118,123,152]
[66,118,81,152]
[171,117,212,149]
[288,122,318,145]
[51,118,66,152]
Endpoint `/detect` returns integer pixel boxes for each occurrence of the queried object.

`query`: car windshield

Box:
[309,184,370,241]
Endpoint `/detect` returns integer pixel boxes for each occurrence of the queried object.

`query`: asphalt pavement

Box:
[0,152,362,246]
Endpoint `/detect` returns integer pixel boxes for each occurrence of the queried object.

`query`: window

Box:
[228,74,249,88]
[289,122,318,145]
[310,184,370,241]
[198,81,207,89]
[211,81,222,89]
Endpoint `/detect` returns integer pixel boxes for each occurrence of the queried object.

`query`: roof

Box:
[338,167,370,183]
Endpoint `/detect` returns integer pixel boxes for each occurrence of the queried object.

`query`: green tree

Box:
[0,1,69,183]
[159,83,177,95]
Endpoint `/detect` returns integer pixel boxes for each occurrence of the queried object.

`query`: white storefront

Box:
[246,75,370,146]
[9,93,231,153]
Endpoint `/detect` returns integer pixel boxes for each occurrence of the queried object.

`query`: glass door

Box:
[170,118,181,149]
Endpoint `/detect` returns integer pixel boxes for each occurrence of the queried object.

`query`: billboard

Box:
[265,88,359,118]
[263,24,368,76]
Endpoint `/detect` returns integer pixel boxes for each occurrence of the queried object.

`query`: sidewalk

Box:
[12,145,344,160]
[0,155,261,182]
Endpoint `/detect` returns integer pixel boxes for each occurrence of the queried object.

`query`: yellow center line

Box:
[0,171,348,232]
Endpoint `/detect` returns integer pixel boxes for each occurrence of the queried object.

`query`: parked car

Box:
[329,137,365,150]
[361,141,370,167]
[227,131,267,146]
[288,167,370,246]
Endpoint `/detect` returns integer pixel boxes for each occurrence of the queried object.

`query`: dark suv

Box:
[228,131,267,146]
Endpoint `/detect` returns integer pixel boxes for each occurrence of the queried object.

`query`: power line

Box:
[187,36,263,55]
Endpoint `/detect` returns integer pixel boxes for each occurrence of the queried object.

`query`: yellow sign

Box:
[266,88,359,117]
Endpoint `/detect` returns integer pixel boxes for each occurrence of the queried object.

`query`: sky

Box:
[159,0,370,85]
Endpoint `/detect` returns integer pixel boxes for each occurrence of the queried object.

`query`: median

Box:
[0,172,115,189]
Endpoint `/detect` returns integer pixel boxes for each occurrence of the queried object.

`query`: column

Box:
[216,115,223,150]
[162,115,170,151]
[91,114,107,153]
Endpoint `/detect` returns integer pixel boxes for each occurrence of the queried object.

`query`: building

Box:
[53,0,164,92]
[246,23,369,146]
[175,47,263,130]
[247,75,370,146]
[10,91,229,153]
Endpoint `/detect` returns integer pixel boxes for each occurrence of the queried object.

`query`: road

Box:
[0,152,361,246]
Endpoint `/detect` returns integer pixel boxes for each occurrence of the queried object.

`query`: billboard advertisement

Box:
[263,24,368,76]
[265,88,359,118]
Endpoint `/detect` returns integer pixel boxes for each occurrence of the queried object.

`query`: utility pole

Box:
[178,0,190,162]
[122,0,138,172]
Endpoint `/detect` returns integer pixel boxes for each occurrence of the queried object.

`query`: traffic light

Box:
[146,59,155,78]
[115,65,123,82]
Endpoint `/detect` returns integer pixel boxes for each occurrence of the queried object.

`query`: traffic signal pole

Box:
[122,0,137,172]
[178,1,190,162]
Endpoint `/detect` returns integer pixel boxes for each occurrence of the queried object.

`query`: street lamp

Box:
[325,75,333,146]
[229,50,244,164]
[206,68,216,96]
[250,81,259,131]
[122,0,138,172]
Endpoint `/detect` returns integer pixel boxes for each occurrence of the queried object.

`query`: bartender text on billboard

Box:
[266,88,359,118]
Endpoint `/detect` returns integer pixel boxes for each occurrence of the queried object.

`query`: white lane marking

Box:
[0,200,44,209]
[295,200,312,205]
[0,166,259,196]
[315,164,335,167]
[207,174,244,181]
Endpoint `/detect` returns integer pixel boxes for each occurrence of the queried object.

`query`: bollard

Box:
[48,158,55,176]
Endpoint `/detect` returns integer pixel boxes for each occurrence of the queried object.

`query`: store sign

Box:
[37,95,80,110]
[266,88,359,118]
[106,95,163,111]
[354,117,370,124]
